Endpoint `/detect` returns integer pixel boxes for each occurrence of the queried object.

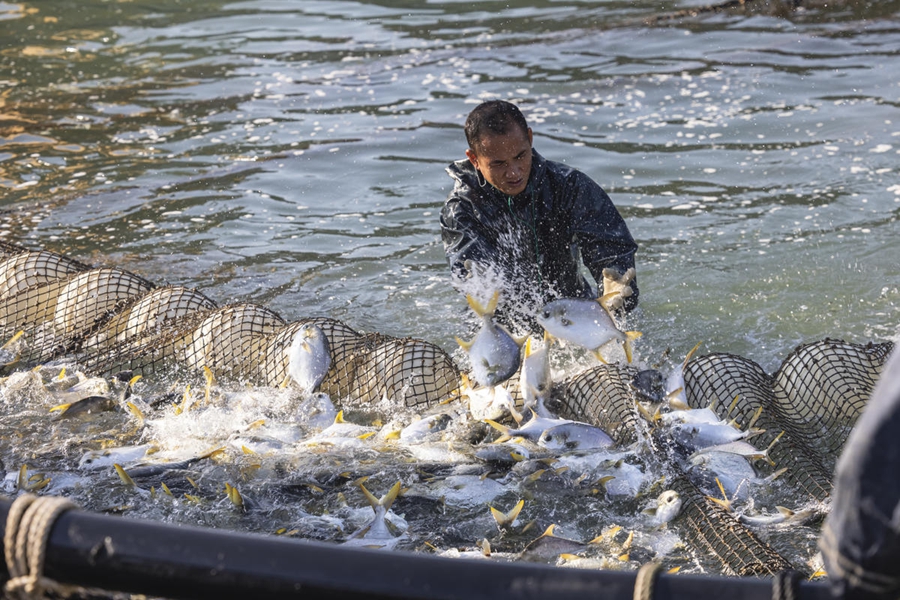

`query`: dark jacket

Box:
[440,149,638,331]
[820,345,900,600]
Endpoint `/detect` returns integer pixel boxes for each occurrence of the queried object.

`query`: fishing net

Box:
[0,241,460,407]
[683,340,894,502]
[0,239,893,578]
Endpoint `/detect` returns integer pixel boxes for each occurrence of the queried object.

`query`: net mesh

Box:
[0,239,893,577]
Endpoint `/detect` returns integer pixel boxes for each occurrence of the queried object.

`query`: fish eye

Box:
[541,310,550,319]
[561,318,571,326]
[544,434,553,442]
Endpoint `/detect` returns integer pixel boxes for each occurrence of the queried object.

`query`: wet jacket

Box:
[820,346,900,600]
[440,149,638,331]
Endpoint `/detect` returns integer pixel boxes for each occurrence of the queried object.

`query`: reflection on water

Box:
[0,0,898,581]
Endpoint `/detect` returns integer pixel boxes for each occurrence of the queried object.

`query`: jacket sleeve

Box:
[568,173,639,311]
[440,194,494,285]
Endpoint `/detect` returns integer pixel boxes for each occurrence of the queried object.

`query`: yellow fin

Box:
[623,331,642,364]
[114,464,137,488]
[490,498,524,528]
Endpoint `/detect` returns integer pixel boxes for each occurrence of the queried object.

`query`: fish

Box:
[536,297,641,363]
[490,498,524,529]
[519,524,588,561]
[346,480,403,543]
[669,420,760,451]
[538,422,615,452]
[455,291,522,388]
[79,443,159,471]
[519,332,554,417]
[474,440,534,464]
[50,374,143,418]
[286,323,332,395]
[399,412,453,443]
[117,446,225,479]
[0,330,25,369]
[690,431,784,467]
[485,410,575,443]
[465,381,519,422]
[642,490,683,526]
[737,506,820,528]
[664,341,703,409]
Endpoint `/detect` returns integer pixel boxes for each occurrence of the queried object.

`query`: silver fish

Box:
[664,341,703,409]
[465,381,519,422]
[643,490,683,526]
[79,443,158,471]
[538,422,615,452]
[486,410,575,443]
[287,323,332,395]
[519,524,587,562]
[519,333,553,417]
[345,480,403,543]
[456,291,522,388]
[399,412,453,443]
[738,506,820,528]
[536,297,641,363]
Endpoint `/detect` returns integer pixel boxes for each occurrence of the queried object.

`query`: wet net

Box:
[0,239,893,577]
[0,242,460,408]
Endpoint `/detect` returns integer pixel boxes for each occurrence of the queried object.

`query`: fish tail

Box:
[623,331,642,364]
[490,498,524,528]
[466,290,500,318]
[484,419,512,443]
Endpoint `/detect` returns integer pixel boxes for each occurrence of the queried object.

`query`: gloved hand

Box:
[600,267,635,313]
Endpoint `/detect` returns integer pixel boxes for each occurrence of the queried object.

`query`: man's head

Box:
[464,100,533,197]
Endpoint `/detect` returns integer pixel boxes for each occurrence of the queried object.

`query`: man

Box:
[440,99,638,332]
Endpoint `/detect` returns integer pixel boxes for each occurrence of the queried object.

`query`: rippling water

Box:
[0,0,898,582]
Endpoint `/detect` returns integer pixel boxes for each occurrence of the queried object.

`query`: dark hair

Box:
[464,100,529,151]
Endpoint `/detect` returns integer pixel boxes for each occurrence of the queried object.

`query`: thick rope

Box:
[633,561,664,600]
[4,493,77,600]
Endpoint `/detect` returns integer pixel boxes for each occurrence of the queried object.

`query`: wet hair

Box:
[464,100,529,151]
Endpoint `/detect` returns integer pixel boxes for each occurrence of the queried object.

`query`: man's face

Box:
[466,126,534,197]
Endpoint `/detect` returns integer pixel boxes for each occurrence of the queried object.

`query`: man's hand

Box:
[600,267,635,313]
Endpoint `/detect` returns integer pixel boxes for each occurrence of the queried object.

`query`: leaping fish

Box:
[519,332,554,417]
[456,291,523,388]
[536,296,641,363]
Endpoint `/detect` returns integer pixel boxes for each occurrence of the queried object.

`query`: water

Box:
[0,0,898,581]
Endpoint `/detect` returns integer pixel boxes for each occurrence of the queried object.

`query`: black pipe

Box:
[0,496,831,600]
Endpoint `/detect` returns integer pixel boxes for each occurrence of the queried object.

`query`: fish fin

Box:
[1,330,24,350]
[775,506,795,518]
[706,496,733,512]
[642,507,658,516]
[383,429,401,440]
[746,405,764,430]
[491,499,524,528]
[455,336,474,352]
[525,469,546,483]
[667,566,682,574]
[114,463,137,488]
[357,431,376,440]
[49,402,71,414]
[481,538,492,557]
[591,349,608,364]
[595,475,616,491]
[524,337,534,357]
[587,535,603,545]
[540,524,557,538]
[484,419,512,443]
[334,410,346,424]
[623,331,641,364]
[465,292,496,318]
[766,467,788,482]
[683,341,703,367]
[559,553,580,561]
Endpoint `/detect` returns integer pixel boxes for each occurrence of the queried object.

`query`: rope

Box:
[4,493,78,600]
[633,561,664,600]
